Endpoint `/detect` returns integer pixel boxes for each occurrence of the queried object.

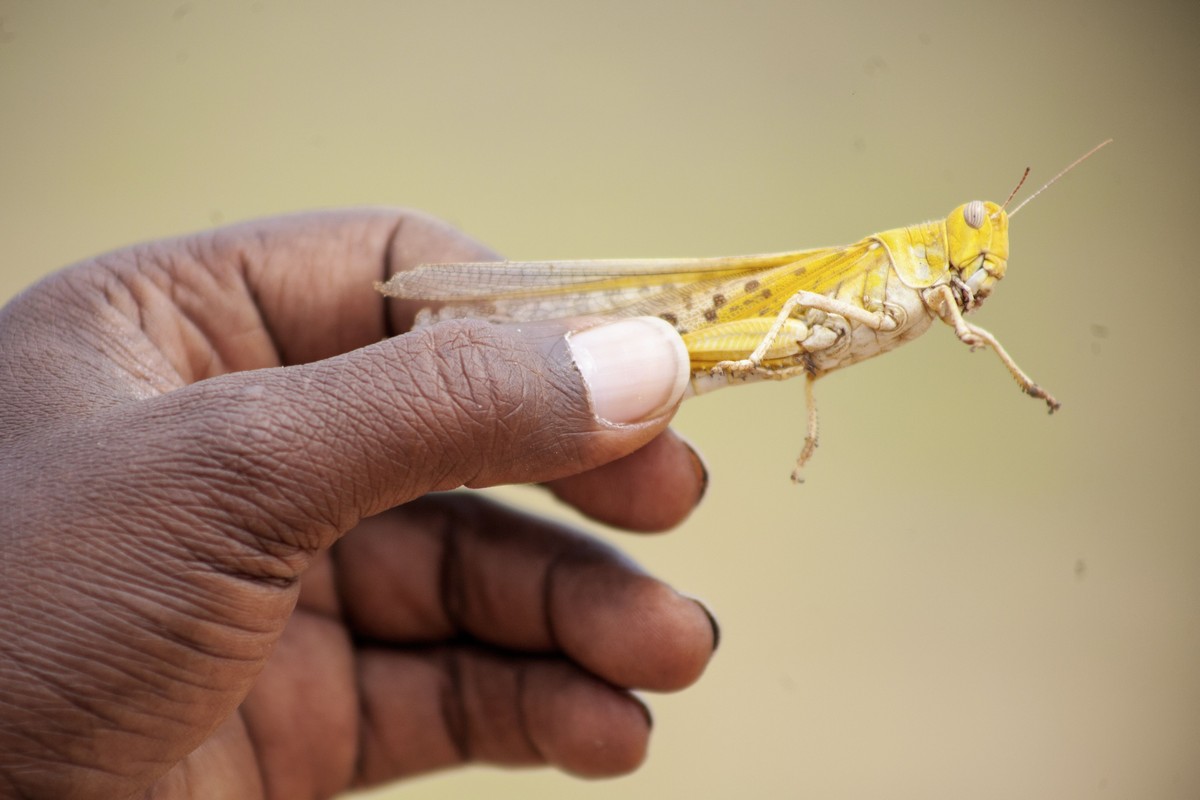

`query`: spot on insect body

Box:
[744,279,761,293]
[660,312,679,326]
[760,288,772,299]
[703,308,718,322]
[712,293,727,308]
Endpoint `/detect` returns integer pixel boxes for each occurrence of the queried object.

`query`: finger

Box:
[193,209,500,369]
[214,209,500,363]
[242,599,657,793]
[239,612,357,798]
[543,428,708,532]
[353,648,653,785]
[0,209,495,422]
[149,714,266,799]
[325,495,718,691]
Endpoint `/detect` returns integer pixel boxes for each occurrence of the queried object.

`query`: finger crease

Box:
[350,654,374,786]
[541,551,567,652]
[238,704,273,795]
[436,508,468,635]
[380,215,406,340]
[328,545,371,785]
[439,648,471,764]
[234,247,285,367]
[514,664,544,763]
[326,541,351,622]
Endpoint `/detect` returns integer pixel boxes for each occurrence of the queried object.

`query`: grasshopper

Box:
[378,141,1109,481]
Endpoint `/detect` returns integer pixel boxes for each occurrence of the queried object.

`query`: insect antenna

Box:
[1007,139,1113,219]
[998,168,1031,213]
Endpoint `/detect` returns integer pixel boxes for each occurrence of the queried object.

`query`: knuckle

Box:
[380,322,581,477]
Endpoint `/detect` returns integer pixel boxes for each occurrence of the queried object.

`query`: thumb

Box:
[129,314,691,553]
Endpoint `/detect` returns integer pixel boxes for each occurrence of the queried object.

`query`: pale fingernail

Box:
[567,317,690,424]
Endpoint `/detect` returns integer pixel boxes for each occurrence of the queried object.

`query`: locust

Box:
[378,141,1109,481]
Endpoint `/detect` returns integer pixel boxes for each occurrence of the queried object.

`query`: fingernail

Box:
[673,430,710,503]
[630,691,654,730]
[690,597,721,652]
[567,318,690,425]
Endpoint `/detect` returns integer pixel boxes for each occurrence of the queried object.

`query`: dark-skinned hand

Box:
[0,210,715,799]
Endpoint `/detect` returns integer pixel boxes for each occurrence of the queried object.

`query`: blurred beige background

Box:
[2,1,1197,798]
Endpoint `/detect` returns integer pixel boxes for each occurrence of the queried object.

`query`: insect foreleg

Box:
[925,285,1061,413]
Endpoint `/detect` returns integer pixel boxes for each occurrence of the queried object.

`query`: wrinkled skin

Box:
[0,210,714,799]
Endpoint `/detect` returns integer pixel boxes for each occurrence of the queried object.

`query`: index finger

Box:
[204,208,498,368]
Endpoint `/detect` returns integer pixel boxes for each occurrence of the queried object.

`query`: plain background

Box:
[2,2,1197,798]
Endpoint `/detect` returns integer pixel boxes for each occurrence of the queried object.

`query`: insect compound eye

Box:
[963,200,987,229]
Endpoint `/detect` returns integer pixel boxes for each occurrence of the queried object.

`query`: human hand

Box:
[0,210,715,799]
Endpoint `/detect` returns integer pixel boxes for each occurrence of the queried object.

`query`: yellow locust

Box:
[379,142,1109,481]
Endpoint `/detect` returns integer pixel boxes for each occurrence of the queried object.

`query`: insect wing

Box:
[379,251,820,324]
[378,238,892,332]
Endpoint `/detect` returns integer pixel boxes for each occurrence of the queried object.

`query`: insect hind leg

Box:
[790,373,819,483]
[713,289,896,376]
